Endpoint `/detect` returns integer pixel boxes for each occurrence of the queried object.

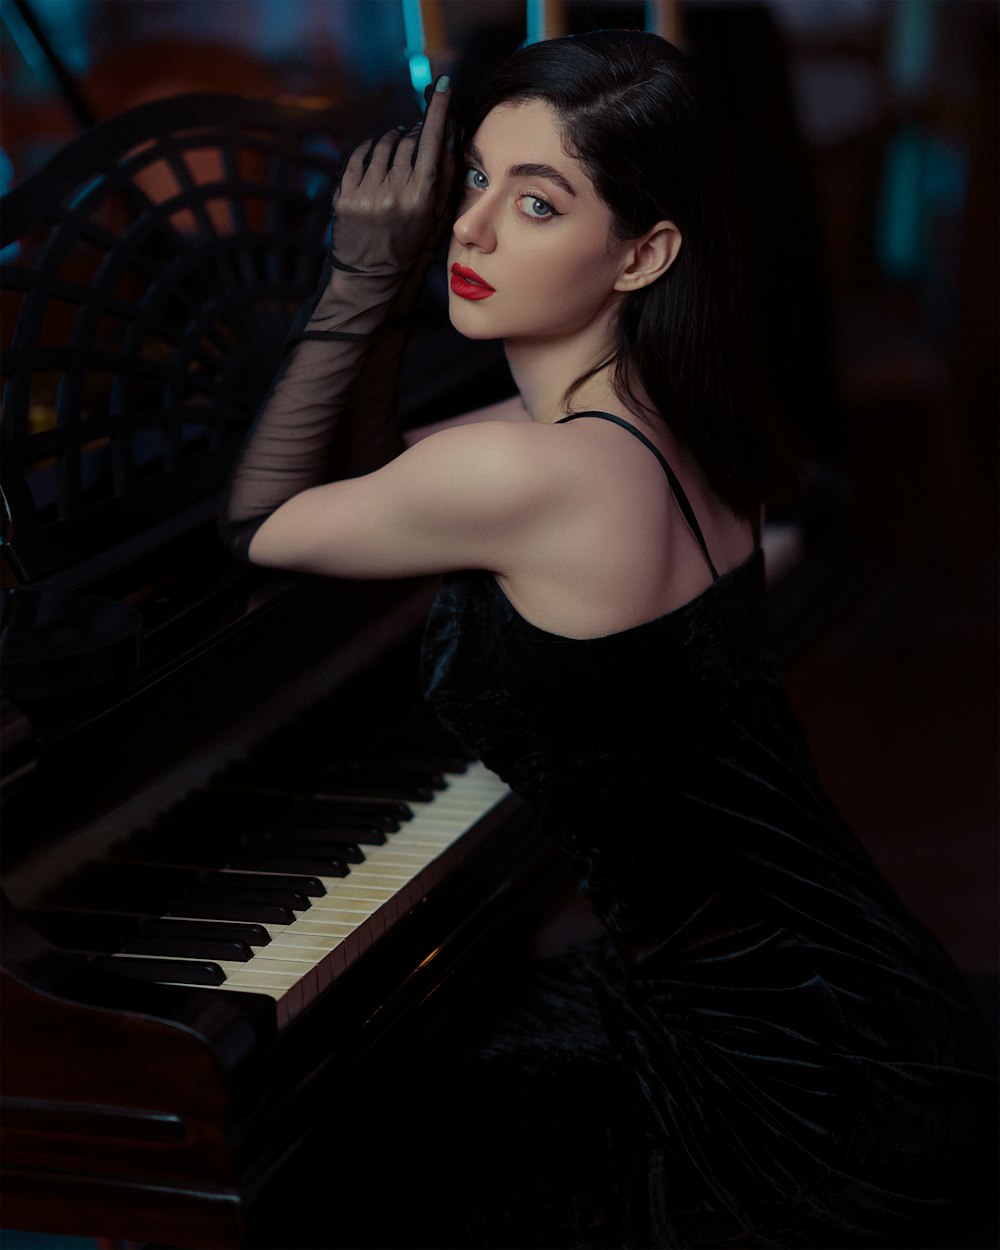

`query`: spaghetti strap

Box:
[556,411,720,580]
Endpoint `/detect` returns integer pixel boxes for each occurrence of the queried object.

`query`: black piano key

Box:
[119,829,329,876]
[158,790,403,835]
[277,811,399,836]
[141,917,271,946]
[246,752,449,794]
[199,870,326,897]
[207,781,414,822]
[226,852,350,877]
[299,796,414,822]
[122,935,253,962]
[238,837,365,865]
[168,900,295,924]
[274,775,437,802]
[91,955,226,986]
[309,798,414,822]
[259,738,469,776]
[182,885,312,912]
[114,831,351,892]
[331,781,437,802]
[113,834,337,892]
[183,870,318,906]
[252,824,387,846]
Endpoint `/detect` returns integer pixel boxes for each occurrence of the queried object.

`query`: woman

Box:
[222,31,995,1250]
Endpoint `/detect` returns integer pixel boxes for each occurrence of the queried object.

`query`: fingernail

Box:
[435,75,451,93]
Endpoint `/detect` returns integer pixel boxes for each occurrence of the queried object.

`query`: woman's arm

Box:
[218,78,457,562]
[245,416,561,579]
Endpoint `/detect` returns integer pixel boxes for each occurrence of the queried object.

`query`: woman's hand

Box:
[331,76,458,277]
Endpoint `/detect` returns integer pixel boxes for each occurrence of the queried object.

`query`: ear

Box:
[613,221,681,293]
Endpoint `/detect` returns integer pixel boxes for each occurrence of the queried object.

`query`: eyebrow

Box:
[466,142,578,198]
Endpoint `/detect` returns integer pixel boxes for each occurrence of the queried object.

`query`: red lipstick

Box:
[450,263,495,301]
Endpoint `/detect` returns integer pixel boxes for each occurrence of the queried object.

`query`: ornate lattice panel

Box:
[1,91,392,584]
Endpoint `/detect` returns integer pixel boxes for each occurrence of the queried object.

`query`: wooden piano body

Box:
[0,90,559,1248]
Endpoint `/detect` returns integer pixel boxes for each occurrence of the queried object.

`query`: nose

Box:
[452,192,496,253]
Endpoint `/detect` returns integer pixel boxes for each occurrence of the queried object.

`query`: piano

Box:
[0,91,563,1248]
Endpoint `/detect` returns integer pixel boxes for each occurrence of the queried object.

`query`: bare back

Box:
[493,411,757,639]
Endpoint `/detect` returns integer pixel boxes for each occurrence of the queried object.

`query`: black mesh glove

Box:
[219,78,458,563]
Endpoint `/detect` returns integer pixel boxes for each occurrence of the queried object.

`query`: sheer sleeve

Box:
[217,255,411,563]
[218,82,457,565]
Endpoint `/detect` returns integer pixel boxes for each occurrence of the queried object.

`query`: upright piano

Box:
[0,91,562,1248]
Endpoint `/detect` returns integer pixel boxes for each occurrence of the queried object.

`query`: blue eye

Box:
[464,167,488,190]
[517,194,557,221]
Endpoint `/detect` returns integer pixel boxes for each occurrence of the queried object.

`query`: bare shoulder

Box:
[403,416,580,493]
[417,412,658,500]
[391,416,605,541]
[403,392,530,445]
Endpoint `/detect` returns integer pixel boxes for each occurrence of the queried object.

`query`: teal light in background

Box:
[0,0,49,72]
[875,125,968,289]
[409,52,432,96]
[401,0,431,96]
[887,0,935,96]
[254,0,305,59]
[346,0,408,92]
[875,0,968,297]
[0,147,19,257]
[15,0,91,73]
[877,124,925,281]
[524,0,545,46]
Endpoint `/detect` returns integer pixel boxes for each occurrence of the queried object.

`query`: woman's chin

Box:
[448,305,502,341]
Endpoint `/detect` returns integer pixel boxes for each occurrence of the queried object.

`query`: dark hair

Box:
[466,29,797,518]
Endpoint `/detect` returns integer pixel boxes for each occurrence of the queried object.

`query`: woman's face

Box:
[447,99,632,349]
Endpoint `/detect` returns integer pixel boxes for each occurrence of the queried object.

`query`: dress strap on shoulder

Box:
[556,411,720,580]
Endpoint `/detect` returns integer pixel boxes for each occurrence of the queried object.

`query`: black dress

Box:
[407,412,996,1250]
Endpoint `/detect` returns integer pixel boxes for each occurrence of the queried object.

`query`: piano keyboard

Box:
[31,731,518,1029]
[156,761,510,1026]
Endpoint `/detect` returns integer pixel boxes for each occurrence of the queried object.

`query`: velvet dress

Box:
[405,412,997,1250]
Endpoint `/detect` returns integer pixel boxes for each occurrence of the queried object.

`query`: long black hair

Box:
[465,29,797,518]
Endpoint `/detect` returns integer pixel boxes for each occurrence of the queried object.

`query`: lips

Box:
[450,263,495,301]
